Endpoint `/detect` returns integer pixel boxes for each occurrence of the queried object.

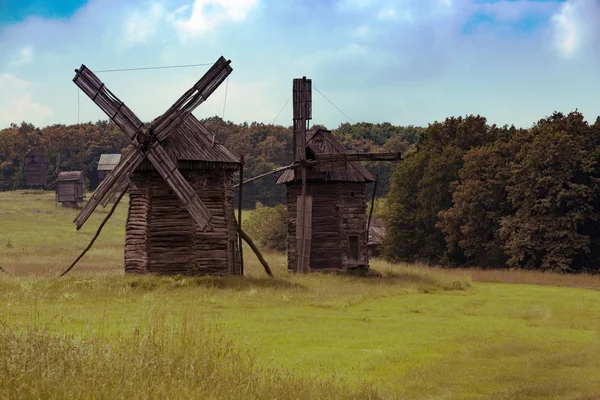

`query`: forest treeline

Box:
[3,111,600,273]
[384,111,600,273]
[0,118,419,206]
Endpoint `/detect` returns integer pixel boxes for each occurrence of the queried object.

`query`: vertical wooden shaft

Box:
[292,76,312,273]
[367,175,378,240]
[238,155,244,275]
[300,164,307,273]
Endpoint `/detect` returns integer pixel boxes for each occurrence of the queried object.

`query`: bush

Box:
[244,202,287,251]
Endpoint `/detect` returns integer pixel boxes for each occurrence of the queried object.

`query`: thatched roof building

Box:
[277,127,375,272]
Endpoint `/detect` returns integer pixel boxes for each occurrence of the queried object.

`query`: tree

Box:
[384,115,500,263]
[437,137,520,268]
[499,112,598,272]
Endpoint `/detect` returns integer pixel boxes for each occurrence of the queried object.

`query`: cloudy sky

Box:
[0,0,599,130]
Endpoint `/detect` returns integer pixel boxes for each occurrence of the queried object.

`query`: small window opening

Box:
[348,235,359,261]
[350,192,355,198]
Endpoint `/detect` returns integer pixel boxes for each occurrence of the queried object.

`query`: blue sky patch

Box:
[0,0,88,25]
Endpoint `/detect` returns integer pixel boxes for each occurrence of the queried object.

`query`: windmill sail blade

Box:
[74,147,145,229]
[145,142,213,231]
[152,56,233,141]
[73,65,144,140]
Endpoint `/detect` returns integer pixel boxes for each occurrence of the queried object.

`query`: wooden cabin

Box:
[57,171,85,207]
[97,154,121,184]
[125,118,242,276]
[368,219,386,257]
[25,148,46,187]
[276,127,376,272]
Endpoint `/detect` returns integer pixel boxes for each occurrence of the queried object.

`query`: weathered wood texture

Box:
[57,171,85,204]
[25,149,46,187]
[277,129,376,184]
[285,182,368,272]
[124,169,240,276]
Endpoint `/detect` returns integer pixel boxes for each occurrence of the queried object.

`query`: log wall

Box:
[286,181,369,272]
[125,173,150,273]
[124,169,240,275]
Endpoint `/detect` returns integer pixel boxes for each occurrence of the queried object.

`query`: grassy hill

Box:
[1,191,600,399]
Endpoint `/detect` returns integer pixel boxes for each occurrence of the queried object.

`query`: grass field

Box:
[1,190,600,399]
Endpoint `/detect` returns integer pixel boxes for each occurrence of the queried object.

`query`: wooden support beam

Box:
[367,175,378,240]
[239,228,274,278]
[238,155,244,275]
[315,152,404,163]
[232,162,297,189]
[60,185,128,277]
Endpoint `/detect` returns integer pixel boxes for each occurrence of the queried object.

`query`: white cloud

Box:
[441,0,451,7]
[123,2,166,46]
[0,74,54,126]
[9,46,35,66]
[377,7,398,20]
[170,0,259,40]
[551,0,600,58]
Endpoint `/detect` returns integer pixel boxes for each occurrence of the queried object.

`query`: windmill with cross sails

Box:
[63,56,272,277]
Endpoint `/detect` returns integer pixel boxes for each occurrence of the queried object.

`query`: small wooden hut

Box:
[57,171,85,207]
[25,148,46,187]
[367,219,386,257]
[277,127,376,272]
[97,154,121,184]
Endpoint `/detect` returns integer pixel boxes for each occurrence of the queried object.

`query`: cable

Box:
[271,95,292,124]
[313,85,355,124]
[222,76,229,120]
[96,63,213,73]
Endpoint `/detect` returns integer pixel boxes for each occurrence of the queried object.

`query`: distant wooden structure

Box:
[68,56,252,276]
[57,171,85,207]
[367,219,386,257]
[97,154,121,184]
[25,148,46,187]
[277,127,376,271]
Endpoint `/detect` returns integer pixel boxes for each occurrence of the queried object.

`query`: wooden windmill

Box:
[69,56,245,276]
[237,77,403,273]
[25,148,47,188]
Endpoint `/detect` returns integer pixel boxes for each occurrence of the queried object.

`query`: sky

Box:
[0,0,599,130]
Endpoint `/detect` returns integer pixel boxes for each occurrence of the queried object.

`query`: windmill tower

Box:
[71,56,243,275]
[276,79,377,273]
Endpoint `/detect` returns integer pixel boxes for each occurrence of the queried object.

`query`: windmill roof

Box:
[58,171,84,181]
[160,115,239,164]
[97,154,122,170]
[276,128,376,184]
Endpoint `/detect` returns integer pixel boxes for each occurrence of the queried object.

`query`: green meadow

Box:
[1,191,600,399]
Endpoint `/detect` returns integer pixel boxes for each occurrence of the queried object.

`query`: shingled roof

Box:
[276,128,376,184]
[98,154,122,171]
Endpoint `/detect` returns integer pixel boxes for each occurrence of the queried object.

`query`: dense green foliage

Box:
[244,202,288,251]
[386,111,600,272]
[0,118,419,206]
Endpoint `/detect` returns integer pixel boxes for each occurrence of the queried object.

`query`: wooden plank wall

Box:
[57,182,76,202]
[189,170,239,275]
[286,181,369,272]
[125,173,150,273]
[339,183,369,268]
[125,169,239,276]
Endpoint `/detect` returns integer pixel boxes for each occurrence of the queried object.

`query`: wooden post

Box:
[367,175,378,248]
[238,155,244,276]
[293,77,312,273]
